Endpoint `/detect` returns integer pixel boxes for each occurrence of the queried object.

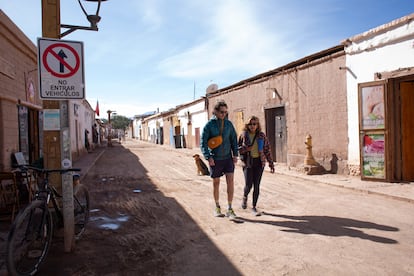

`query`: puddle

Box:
[100,223,120,230]
[101,177,116,183]
[116,216,129,222]
[89,213,130,230]
[133,189,141,193]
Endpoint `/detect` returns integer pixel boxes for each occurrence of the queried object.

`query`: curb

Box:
[276,171,414,205]
[75,147,106,181]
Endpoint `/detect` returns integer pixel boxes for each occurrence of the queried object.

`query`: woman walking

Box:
[238,116,274,215]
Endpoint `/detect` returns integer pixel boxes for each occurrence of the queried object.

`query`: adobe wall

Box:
[0,10,39,171]
[209,51,349,173]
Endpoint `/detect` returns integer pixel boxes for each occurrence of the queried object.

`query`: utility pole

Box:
[41,0,75,252]
[107,110,113,147]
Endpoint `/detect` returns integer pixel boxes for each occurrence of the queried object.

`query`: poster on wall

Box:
[360,85,385,130]
[43,109,60,130]
[18,106,29,163]
[362,133,385,179]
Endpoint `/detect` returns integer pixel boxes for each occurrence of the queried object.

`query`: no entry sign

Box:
[38,38,85,99]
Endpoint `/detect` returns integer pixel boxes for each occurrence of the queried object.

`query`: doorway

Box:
[400,81,414,181]
[265,106,287,163]
[18,106,41,165]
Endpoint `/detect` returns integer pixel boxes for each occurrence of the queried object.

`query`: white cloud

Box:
[157,1,294,80]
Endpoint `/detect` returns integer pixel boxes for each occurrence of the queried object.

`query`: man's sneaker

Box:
[252,207,261,216]
[241,197,247,209]
[226,208,237,219]
[214,207,225,217]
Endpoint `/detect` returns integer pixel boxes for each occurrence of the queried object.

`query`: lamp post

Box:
[41,0,107,252]
[107,110,115,147]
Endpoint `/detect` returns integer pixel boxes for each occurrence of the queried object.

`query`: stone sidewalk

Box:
[72,145,106,181]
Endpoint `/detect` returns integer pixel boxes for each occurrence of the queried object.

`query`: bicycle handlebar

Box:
[17,165,81,175]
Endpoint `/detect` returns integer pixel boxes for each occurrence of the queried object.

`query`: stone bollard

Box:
[303,134,325,175]
[304,134,318,166]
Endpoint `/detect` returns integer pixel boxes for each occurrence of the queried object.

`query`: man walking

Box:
[201,100,239,219]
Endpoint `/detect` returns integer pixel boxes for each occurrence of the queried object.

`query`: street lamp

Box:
[61,0,108,38]
[107,110,116,147]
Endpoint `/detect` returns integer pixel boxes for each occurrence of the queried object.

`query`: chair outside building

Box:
[0,172,20,222]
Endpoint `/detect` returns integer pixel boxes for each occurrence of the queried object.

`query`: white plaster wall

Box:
[191,111,208,135]
[177,109,189,135]
[188,101,207,136]
[176,100,206,136]
[132,118,141,139]
[346,19,414,165]
[148,119,157,142]
[69,99,95,159]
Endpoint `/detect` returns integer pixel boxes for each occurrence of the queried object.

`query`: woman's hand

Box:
[233,156,238,164]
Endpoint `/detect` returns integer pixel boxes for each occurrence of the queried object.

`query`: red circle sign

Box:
[42,43,80,78]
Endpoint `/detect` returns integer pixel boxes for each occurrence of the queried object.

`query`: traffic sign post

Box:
[38,37,84,252]
[38,38,85,99]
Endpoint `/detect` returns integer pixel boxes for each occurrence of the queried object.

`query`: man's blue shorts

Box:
[210,158,235,178]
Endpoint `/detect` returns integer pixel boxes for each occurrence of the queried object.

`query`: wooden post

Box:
[107,110,112,147]
[41,0,75,252]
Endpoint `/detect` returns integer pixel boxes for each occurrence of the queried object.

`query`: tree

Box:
[109,115,131,130]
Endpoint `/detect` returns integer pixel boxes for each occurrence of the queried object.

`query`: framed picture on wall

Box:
[360,84,385,130]
[361,132,385,179]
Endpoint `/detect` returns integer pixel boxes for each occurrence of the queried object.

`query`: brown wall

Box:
[209,51,349,173]
[0,10,41,171]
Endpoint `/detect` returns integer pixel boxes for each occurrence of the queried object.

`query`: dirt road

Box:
[41,140,414,275]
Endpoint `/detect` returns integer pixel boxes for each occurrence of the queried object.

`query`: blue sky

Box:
[1,1,413,117]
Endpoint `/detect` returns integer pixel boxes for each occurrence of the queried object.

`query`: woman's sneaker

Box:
[252,207,261,216]
[241,197,247,209]
[214,207,225,217]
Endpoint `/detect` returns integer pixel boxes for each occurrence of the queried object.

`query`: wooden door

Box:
[400,81,414,181]
[28,109,37,163]
[265,107,287,163]
[195,127,200,147]
[275,113,287,163]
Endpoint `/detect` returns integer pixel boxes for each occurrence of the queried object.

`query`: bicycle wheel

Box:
[73,184,90,239]
[6,200,53,276]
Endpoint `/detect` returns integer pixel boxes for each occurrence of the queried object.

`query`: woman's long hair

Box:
[243,115,261,132]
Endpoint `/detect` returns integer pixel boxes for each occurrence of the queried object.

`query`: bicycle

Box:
[6,165,90,276]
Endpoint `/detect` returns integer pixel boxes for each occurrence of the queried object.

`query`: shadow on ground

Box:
[38,142,242,276]
[239,212,398,244]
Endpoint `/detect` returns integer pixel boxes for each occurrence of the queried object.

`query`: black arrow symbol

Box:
[58,50,68,73]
